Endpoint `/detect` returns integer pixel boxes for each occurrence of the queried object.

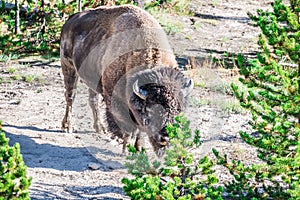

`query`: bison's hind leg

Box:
[62,66,78,133]
[88,89,106,133]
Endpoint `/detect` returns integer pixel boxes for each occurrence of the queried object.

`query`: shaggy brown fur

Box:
[60,5,193,154]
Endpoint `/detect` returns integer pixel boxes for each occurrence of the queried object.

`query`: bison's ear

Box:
[182,79,194,97]
[133,80,148,100]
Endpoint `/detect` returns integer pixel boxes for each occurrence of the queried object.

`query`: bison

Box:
[60,5,193,154]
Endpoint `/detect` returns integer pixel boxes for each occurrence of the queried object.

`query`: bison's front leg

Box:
[61,65,78,133]
[88,88,105,133]
[121,131,143,154]
[134,132,143,152]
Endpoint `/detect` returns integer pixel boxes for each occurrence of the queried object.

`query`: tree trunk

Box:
[41,0,45,34]
[14,0,20,34]
[61,0,66,21]
[78,0,82,12]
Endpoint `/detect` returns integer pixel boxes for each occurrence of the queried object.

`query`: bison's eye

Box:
[143,118,150,126]
[139,89,148,97]
[133,80,148,100]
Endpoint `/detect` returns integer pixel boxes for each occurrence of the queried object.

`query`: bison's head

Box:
[128,67,193,154]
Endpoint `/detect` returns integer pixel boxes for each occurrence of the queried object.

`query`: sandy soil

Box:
[0,1,271,199]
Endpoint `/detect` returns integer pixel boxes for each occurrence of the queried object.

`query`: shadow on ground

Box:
[180,48,257,69]
[2,124,124,172]
[18,59,61,68]
[31,182,125,200]
[194,13,250,23]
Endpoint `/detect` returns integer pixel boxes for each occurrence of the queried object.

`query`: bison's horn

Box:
[182,79,194,97]
[133,80,147,100]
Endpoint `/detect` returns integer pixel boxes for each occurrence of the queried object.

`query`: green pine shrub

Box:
[0,121,31,199]
[214,0,300,199]
[122,115,223,200]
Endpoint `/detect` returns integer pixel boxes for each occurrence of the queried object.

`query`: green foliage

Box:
[0,0,65,56]
[0,54,19,62]
[0,0,178,57]
[214,0,300,199]
[0,121,32,199]
[122,115,223,200]
[7,67,17,74]
[160,20,182,35]
[249,0,300,64]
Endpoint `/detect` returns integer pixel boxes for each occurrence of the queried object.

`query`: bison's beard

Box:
[148,126,170,156]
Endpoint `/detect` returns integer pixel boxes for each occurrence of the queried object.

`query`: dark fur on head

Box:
[128,67,193,153]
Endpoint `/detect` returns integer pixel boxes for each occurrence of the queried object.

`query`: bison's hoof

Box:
[134,139,143,152]
[62,127,73,133]
[62,123,73,133]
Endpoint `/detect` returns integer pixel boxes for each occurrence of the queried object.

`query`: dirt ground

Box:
[0,1,271,199]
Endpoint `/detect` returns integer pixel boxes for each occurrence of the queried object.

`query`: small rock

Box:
[88,163,101,170]
[202,117,210,122]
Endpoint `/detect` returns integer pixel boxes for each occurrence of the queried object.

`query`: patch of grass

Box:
[12,74,22,81]
[30,75,46,84]
[161,20,182,35]
[220,100,246,114]
[7,67,17,74]
[212,52,241,69]
[191,68,233,95]
[0,77,4,84]
[0,54,19,62]
[221,37,228,43]
[185,35,193,40]
[10,73,44,84]
[149,4,188,36]
[193,21,202,30]
[24,75,35,83]
[190,97,211,107]
[212,0,220,7]
[191,96,245,114]
[185,66,216,87]
[147,0,193,16]
[210,82,232,95]
[171,0,193,15]
[194,81,206,88]
[41,53,60,61]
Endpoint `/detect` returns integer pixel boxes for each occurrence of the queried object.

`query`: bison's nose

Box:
[161,136,169,144]
[154,134,169,146]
